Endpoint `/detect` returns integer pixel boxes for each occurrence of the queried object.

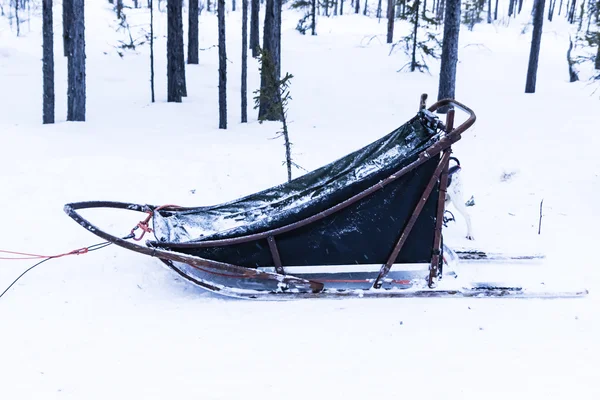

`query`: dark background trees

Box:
[167,0,186,102]
[42,0,54,124]
[67,0,85,121]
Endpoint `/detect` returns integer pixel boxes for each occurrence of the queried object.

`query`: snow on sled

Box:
[64,97,588,300]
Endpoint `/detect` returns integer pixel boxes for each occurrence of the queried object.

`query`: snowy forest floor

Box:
[1,3,599,399]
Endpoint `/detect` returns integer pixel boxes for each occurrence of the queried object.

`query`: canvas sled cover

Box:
[149,110,443,268]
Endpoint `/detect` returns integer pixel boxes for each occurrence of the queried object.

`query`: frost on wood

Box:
[152,115,439,243]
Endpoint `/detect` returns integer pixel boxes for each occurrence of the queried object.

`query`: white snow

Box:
[1,2,599,399]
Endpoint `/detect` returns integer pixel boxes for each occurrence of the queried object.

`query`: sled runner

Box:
[64,96,588,299]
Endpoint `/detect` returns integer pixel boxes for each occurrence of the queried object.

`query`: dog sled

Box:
[64,96,587,299]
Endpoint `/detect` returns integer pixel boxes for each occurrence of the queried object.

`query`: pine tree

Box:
[67,0,86,121]
[258,0,282,121]
[43,0,54,124]
[167,0,186,102]
[393,0,442,72]
[218,0,227,128]
[188,0,199,64]
[250,0,260,56]
[525,0,546,93]
[438,0,461,105]
[242,0,249,122]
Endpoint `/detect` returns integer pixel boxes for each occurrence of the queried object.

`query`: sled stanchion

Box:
[429,109,455,287]
[373,151,452,289]
[419,93,428,110]
[267,236,284,275]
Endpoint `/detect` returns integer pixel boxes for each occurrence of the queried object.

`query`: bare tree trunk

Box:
[377,0,382,18]
[218,0,227,128]
[167,0,185,102]
[63,0,72,56]
[411,0,420,71]
[312,0,316,35]
[488,0,492,22]
[43,0,54,124]
[188,0,199,64]
[242,0,248,122]
[117,0,123,19]
[233,0,237,11]
[250,0,260,56]
[14,0,20,36]
[386,0,394,43]
[355,0,360,13]
[558,0,563,15]
[150,0,155,102]
[518,0,523,13]
[577,0,585,31]
[258,0,282,121]
[363,0,368,15]
[568,0,576,22]
[595,37,600,69]
[67,0,85,121]
[548,0,555,20]
[567,35,580,81]
[438,0,461,105]
[525,0,546,93]
[340,0,344,14]
[494,0,499,19]
[437,0,445,20]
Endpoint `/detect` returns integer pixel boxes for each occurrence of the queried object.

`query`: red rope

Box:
[131,204,181,241]
[0,247,89,260]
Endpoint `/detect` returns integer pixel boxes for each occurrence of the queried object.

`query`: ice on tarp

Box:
[152,111,440,243]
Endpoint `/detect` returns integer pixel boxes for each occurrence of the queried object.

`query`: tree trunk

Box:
[312,0,316,35]
[558,0,563,15]
[386,0,394,43]
[525,0,546,93]
[377,0,382,18]
[355,0,360,13]
[548,0,555,20]
[117,0,123,19]
[487,0,491,22]
[363,0,368,15]
[43,0,54,124]
[518,0,524,13]
[437,0,461,105]
[188,0,199,64]
[150,0,155,102]
[568,0,576,22]
[576,0,585,31]
[340,0,344,14]
[14,0,20,36]
[67,0,85,121]
[595,38,600,69]
[63,0,72,56]
[411,0,420,71]
[242,0,248,122]
[167,0,185,102]
[250,0,260,56]
[437,0,445,21]
[233,0,237,11]
[258,0,282,121]
[218,0,227,128]
[567,35,580,81]
[494,0,498,19]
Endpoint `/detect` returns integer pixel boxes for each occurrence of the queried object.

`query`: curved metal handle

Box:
[428,98,477,137]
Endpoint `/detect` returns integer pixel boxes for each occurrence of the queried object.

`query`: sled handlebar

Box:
[427,98,476,138]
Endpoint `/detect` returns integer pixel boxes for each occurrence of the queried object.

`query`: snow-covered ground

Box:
[1,3,599,399]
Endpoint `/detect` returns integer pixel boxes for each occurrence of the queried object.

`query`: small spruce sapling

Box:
[253,48,298,182]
